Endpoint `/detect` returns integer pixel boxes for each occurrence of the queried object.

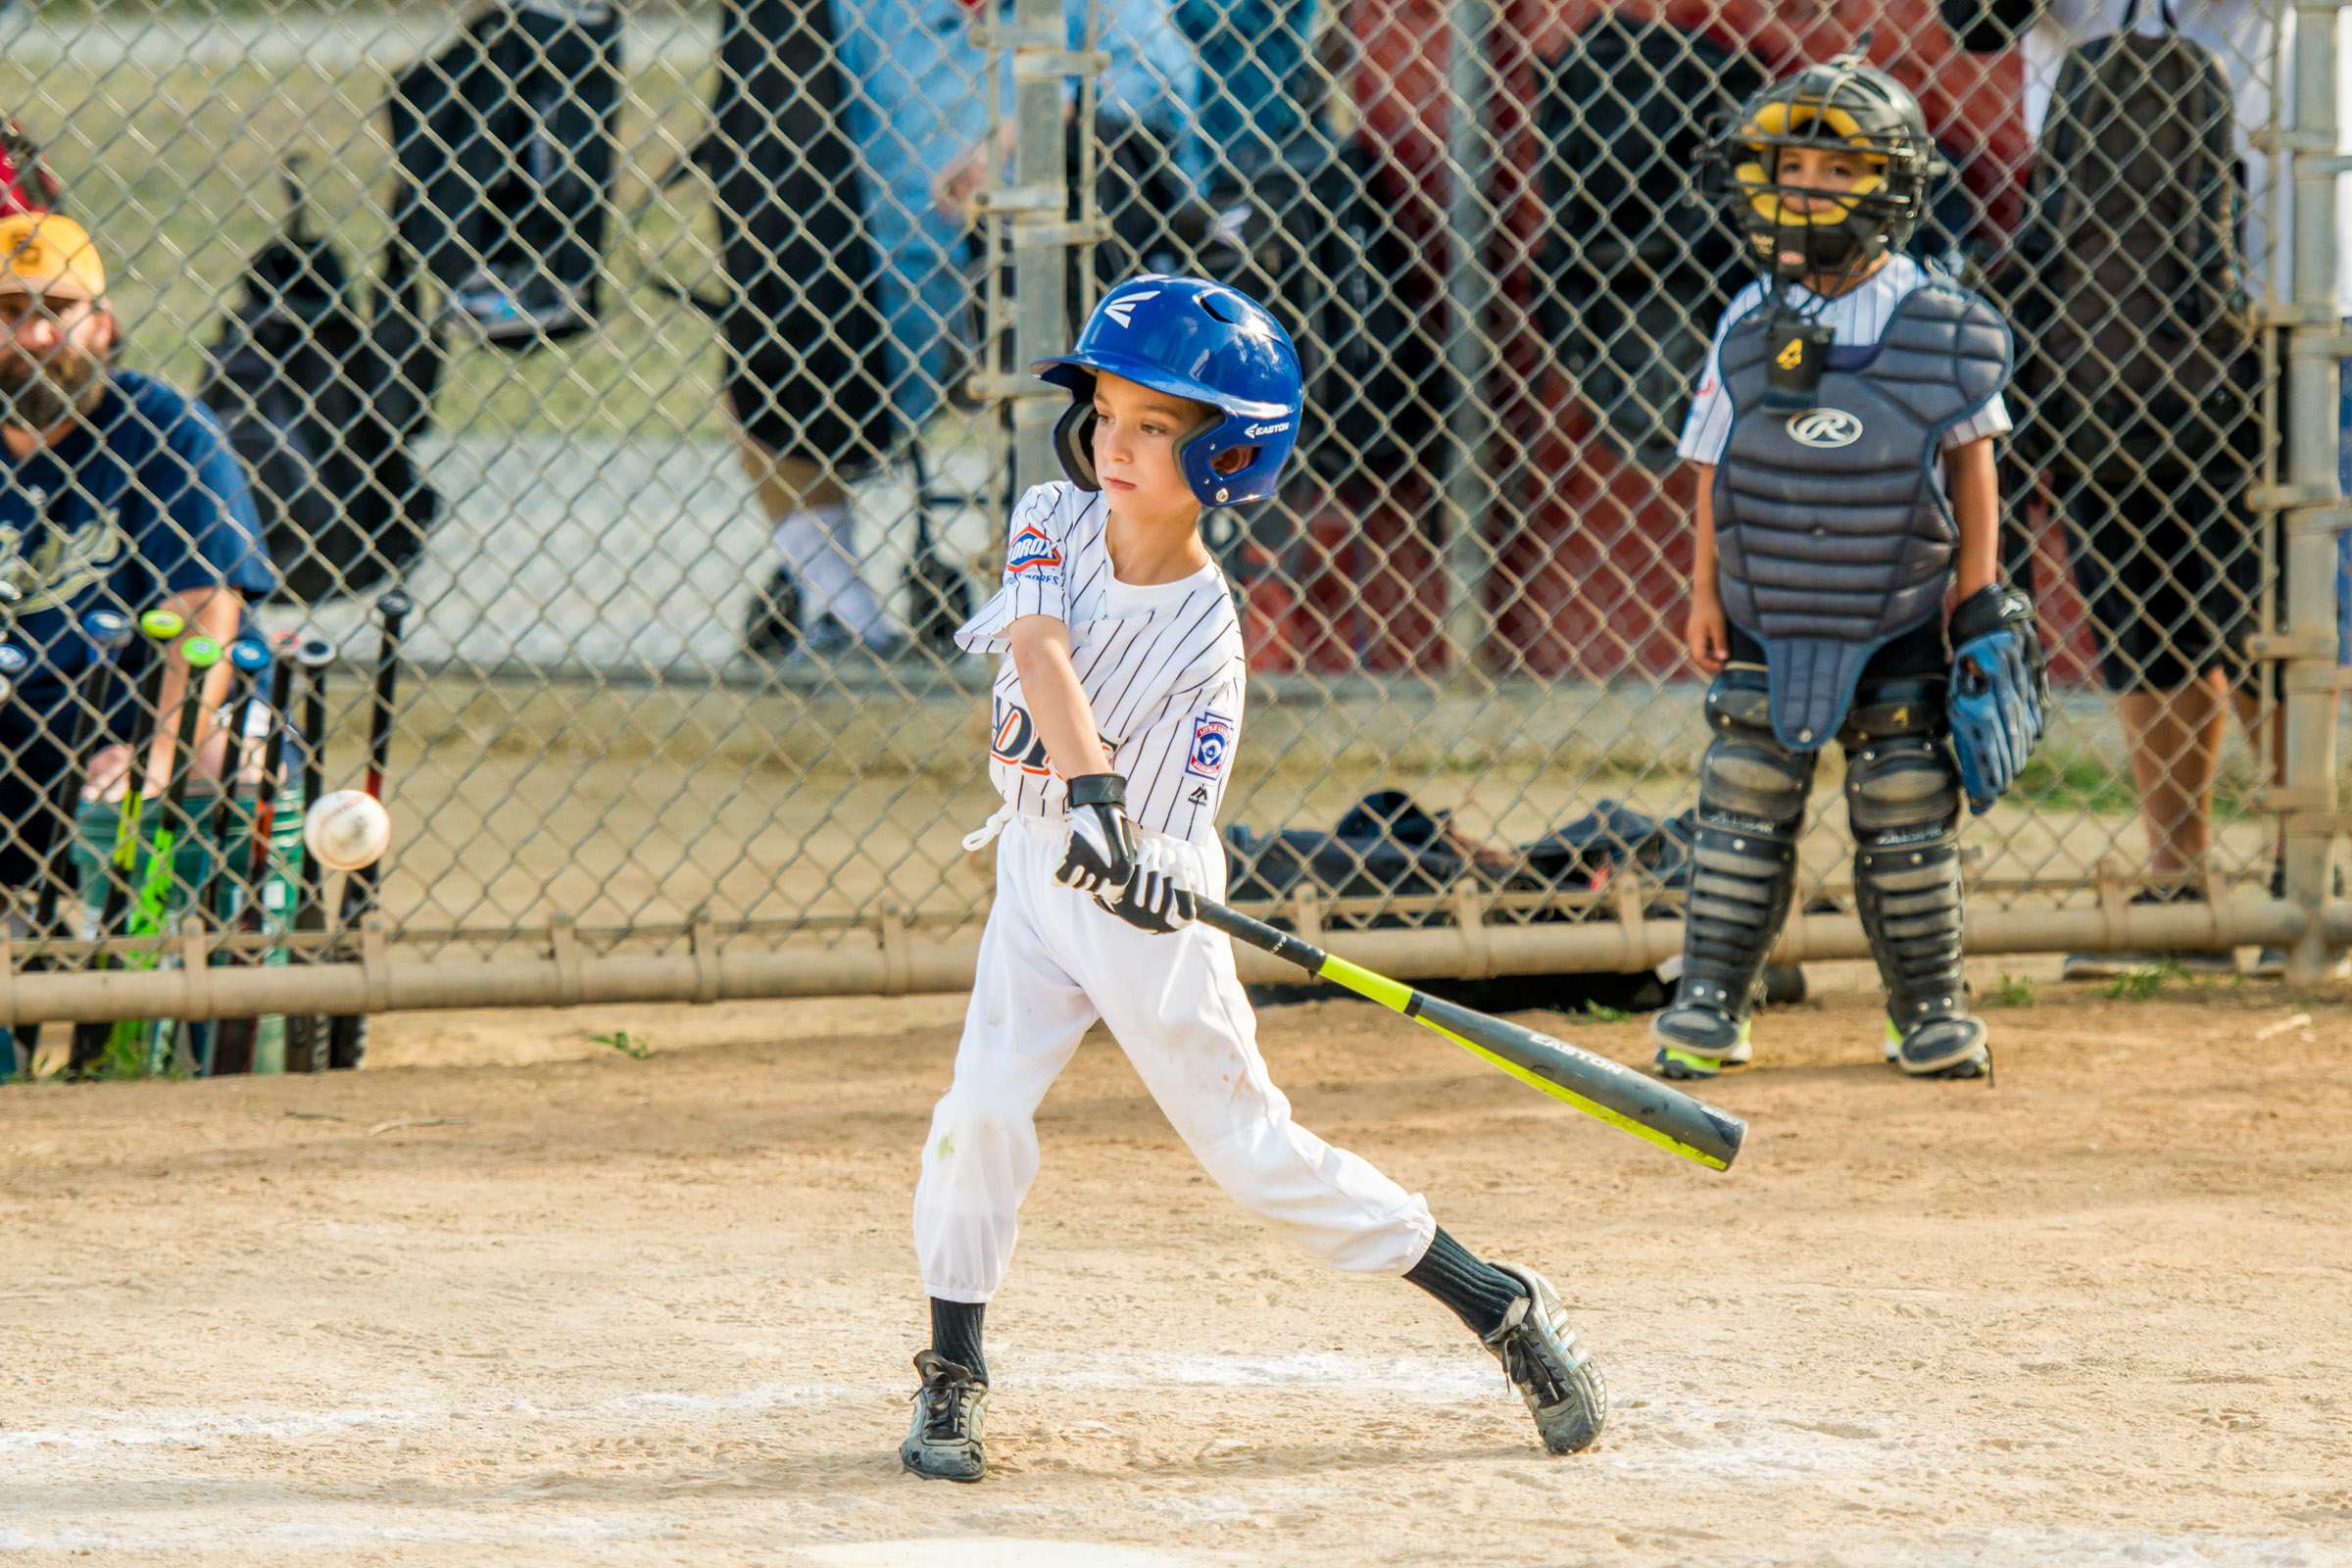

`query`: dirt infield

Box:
[5,960,2350,1567]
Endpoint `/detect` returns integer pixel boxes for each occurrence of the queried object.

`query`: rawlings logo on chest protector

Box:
[1785,409,1863,448]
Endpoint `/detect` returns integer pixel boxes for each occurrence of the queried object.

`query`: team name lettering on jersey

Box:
[989,698,1054,777]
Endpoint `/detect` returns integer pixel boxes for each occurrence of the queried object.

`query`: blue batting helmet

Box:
[1031,274,1303,508]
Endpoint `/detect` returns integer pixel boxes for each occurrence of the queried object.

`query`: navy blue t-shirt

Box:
[0,368,276,691]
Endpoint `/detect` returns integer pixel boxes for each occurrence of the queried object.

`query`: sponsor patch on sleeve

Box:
[1006,522,1061,575]
[1184,711,1236,779]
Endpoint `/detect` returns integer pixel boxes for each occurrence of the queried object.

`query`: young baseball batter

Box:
[900,275,1605,1482]
[1650,50,2046,1085]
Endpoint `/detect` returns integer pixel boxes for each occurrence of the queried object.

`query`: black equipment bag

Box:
[2001,0,2258,479]
[199,165,444,603]
[388,0,622,347]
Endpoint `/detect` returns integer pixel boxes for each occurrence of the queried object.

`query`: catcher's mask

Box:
[1703,44,1943,284]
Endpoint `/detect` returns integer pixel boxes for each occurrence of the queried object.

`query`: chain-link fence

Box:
[0,0,2344,1074]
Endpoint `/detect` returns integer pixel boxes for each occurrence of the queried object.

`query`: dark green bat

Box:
[1196,901,1746,1171]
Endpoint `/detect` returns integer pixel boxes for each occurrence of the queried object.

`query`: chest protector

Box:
[1712,282,2011,751]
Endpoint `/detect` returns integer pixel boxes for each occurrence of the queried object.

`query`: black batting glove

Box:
[1055,773,1138,895]
[1096,861,1199,936]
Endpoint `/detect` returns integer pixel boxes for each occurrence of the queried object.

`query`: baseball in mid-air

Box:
[305,789,392,873]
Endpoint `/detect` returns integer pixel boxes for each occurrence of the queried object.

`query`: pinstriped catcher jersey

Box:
[956,481,1246,845]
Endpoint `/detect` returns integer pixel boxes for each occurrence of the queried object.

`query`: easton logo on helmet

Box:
[1102,289,1160,329]
[1006,523,1061,574]
[1242,421,1292,438]
[1786,409,1863,448]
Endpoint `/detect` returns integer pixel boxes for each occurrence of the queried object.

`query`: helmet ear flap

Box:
[1053,400,1101,491]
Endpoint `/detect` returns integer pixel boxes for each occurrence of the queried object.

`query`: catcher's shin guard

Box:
[1654,669,1812,1077]
[1840,680,1985,1078]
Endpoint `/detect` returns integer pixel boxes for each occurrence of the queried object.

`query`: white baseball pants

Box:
[914,812,1437,1303]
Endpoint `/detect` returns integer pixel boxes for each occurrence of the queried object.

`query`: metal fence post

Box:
[2279,0,2347,981]
[1004,0,1086,496]
[1440,0,1495,677]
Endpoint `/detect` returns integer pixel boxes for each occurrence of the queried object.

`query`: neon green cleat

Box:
[1649,1006,1753,1080]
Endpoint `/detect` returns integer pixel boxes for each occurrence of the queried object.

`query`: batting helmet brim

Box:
[1031,350,1293,424]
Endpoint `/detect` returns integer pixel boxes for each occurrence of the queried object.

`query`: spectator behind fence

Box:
[0,213,274,1064]
[728,0,1200,664]
[1949,0,2346,977]
[1172,0,1318,191]
[934,0,1204,216]
[717,0,983,664]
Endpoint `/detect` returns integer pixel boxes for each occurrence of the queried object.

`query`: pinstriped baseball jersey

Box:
[956,481,1247,845]
[1677,256,2014,466]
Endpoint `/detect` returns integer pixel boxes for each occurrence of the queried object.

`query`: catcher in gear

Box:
[1655,47,2045,1084]
[899,276,1605,1484]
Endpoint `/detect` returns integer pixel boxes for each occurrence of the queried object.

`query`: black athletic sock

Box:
[930,1298,987,1384]
[1404,1226,1528,1341]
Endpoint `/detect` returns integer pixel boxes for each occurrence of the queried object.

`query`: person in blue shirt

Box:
[0,212,275,918]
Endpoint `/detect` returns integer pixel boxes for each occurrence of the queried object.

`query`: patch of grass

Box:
[1983,972,2038,1008]
[2014,747,2140,818]
[592,1028,652,1060]
[2101,960,2191,1002]
[2016,743,2251,823]
[1579,1003,1632,1023]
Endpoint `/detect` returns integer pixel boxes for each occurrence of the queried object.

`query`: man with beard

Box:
[0,212,273,1064]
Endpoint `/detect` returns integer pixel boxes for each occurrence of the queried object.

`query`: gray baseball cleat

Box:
[1482,1263,1607,1454]
[1886,1014,1989,1079]
[901,1349,989,1483]
[1650,1003,1753,1081]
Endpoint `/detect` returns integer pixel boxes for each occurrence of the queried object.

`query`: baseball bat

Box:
[198,636,272,1075]
[19,611,133,1070]
[127,630,224,1075]
[212,636,300,1076]
[326,589,411,1071]
[1195,900,1746,1172]
[285,634,334,1073]
[70,608,187,1075]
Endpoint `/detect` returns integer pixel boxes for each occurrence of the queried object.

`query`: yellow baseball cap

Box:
[0,212,107,300]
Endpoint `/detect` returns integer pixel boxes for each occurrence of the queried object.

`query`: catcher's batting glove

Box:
[1056,773,1139,895]
[1097,858,1198,935]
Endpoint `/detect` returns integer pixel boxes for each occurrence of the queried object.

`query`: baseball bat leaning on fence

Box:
[18,609,131,1070]
[199,636,273,1074]
[211,635,300,1076]
[284,634,334,1072]
[326,589,410,1071]
[1192,900,1747,1171]
[70,609,187,1076]
[127,630,223,1076]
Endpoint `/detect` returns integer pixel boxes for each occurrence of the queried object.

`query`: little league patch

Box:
[1186,712,1235,778]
